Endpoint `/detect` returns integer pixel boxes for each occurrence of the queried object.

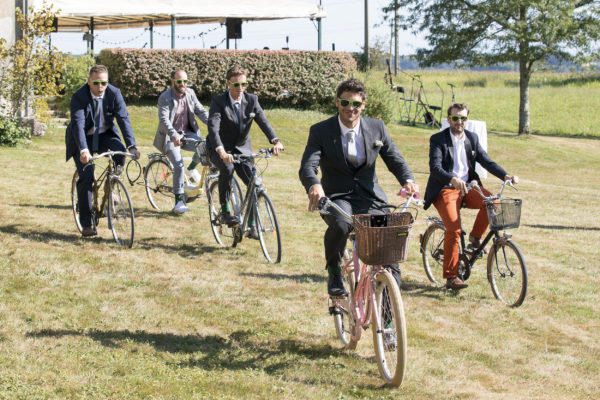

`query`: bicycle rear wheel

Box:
[333,254,358,350]
[487,239,527,307]
[71,170,98,234]
[255,191,282,263]
[108,178,135,248]
[421,223,446,285]
[372,270,407,387]
[207,178,242,247]
[144,159,175,211]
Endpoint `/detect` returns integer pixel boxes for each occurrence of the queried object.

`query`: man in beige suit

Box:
[153,69,209,214]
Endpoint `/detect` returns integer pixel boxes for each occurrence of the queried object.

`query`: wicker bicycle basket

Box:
[195,141,210,166]
[485,198,522,230]
[352,212,414,265]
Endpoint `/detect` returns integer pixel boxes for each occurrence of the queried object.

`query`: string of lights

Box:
[152,26,221,41]
[91,26,222,45]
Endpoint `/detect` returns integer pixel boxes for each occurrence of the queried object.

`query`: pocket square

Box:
[374,140,383,148]
[249,112,256,119]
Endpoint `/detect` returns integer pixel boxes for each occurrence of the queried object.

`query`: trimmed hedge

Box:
[97,49,356,107]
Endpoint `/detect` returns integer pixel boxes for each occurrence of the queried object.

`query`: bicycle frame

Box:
[233,151,269,239]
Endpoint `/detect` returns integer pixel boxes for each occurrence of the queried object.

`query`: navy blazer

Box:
[206,90,278,153]
[299,115,414,204]
[65,83,136,161]
[423,127,507,209]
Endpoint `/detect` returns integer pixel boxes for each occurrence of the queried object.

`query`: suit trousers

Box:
[433,186,492,279]
[72,132,126,227]
[165,132,202,195]
[209,150,253,206]
[321,195,401,278]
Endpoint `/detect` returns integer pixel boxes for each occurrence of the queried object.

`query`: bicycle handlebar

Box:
[88,150,137,162]
[467,179,517,201]
[232,148,274,163]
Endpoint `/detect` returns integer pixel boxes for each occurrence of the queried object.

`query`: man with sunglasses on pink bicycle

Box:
[299,78,418,296]
[65,64,140,237]
[423,103,519,290]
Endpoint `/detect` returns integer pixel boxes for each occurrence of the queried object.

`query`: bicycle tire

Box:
[487,239,528,307]
[144,159,175,211]
[333,252,358,350]
[71,170,98,234]
[421,223,446,285]
[255,191,282,263]
[108,178,135,248]
[207,178,242,247]
[371,269,407,387]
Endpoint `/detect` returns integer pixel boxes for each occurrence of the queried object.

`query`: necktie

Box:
[92,97,101,152]
[234,101,242,134]
[346,130,358,166]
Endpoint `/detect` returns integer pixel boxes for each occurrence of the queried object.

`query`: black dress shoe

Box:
[221,213,240,227]
[327,274,348,297]
[246,225,259,240]
[81,226,96,237]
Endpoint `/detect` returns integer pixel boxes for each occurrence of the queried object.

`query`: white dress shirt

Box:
[450,131,469,182]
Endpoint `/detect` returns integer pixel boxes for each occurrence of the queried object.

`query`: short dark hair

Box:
[89,64,108,77]
[447,102,469,116]
[226,65,248,80]
[336,78,367,100]
[171,69,186,79]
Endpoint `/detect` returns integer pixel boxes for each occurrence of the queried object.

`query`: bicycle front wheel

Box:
[333,256,358,350]
[108,178,135,248]
[487,239,527,307]
[144,159,175,211]
[255,192,282,263]
[372,270,407,387]
[207,179,242,247]
[421,223,446,285]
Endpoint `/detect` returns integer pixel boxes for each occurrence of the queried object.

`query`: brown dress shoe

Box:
[81,226,96,237]
[446,277,468,290]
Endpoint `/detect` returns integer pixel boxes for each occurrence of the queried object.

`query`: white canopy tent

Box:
[32,0,325,30]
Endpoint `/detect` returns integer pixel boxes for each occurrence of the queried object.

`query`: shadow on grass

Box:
[401,279,448,300]
[17,203,72,211]
[0,223,114,245]
[26,327,386,388]
[239,271,326,283]
[133,236,221,257]
[525,224,600,231]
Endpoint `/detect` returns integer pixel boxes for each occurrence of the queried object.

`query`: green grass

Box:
[0,85,599,399]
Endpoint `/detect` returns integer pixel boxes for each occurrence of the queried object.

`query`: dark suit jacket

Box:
[423,127,508,209]
[299,115,414,204]
[206,90,278,153]
[65,83,136,161]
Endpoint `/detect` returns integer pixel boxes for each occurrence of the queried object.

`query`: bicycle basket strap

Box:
[352,212,414,265]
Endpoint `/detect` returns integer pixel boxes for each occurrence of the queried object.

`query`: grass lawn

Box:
[0,100,599,399]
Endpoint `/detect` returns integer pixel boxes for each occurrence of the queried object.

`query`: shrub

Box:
[0,116,31,147]
[97,49,356,108]
[58,54,95,115]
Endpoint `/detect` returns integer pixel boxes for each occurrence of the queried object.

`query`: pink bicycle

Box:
[318,194,419,387]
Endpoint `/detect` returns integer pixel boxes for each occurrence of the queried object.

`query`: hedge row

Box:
[97,49,357,107]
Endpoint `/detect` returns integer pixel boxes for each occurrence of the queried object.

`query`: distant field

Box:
[359,69,600,137]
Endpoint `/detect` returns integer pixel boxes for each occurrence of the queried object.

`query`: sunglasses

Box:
[449,115,468,121]
[174,79,188,84]
[229,81,248,88]
[91,80,108,86]
[338,98,364,108]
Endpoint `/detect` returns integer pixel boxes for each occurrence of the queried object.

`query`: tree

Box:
[0,2,64,120]
[383,0,600,134]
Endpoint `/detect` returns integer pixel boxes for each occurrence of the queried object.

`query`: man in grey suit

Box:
[153,69,209,214]
[207,65,284,231]
[299,78,418,296]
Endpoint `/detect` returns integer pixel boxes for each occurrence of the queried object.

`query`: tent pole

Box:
[364,0,369,67]
[90,17,94,56]
[317,0,322,50]
[149,20,154,49]
[171,16,175,49]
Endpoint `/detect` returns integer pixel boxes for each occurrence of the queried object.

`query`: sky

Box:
[48,0,427,55]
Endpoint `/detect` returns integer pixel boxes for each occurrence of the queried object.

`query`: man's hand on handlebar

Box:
[398,181,419,198]
[505,175,519,185]
[308,183,326,212]
[80,149,92,164]
[218,148,234,164]
[272,141,284,156]
[450,176,468,195]
[129,148,141,160]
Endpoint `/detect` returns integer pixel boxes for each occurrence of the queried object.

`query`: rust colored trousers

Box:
[433,186,492,279]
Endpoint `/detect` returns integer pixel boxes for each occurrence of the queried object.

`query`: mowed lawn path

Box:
[0,107,599,399]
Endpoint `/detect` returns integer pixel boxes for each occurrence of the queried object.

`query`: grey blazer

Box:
[153,87,209,153]
[299,115,414,204]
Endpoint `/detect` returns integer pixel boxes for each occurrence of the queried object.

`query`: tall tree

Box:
[384,0,600,134]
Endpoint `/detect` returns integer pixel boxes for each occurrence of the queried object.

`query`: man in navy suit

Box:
[299,78,418,296]
[65,64,140,237]
[423,103,519,290]
[207,65,284,234]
